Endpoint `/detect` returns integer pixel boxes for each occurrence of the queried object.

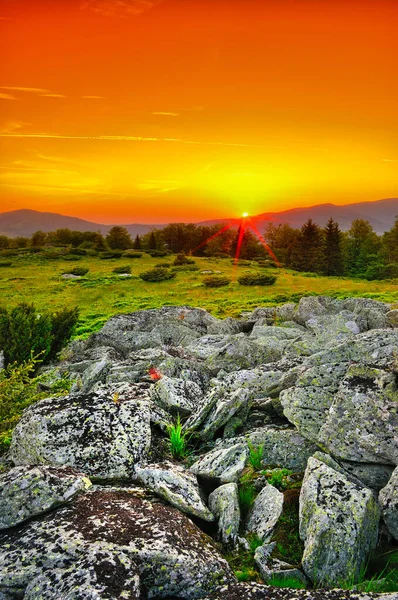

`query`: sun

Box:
[242,212,249,217]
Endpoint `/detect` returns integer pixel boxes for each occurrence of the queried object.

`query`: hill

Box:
[0,198,397,237]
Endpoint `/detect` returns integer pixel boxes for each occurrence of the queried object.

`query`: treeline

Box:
[1,216,397,280]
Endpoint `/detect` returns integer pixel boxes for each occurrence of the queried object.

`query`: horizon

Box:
[1,0,397,223]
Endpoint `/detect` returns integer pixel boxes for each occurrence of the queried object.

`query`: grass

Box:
[167,414,190,460]
[271,489,304,566]
[238,483,257,518]
[267,575,307,589]
[0,252,396,340]
[247,441,264,471]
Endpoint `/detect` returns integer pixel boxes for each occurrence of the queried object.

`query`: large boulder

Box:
[150,375,203,416]
[246,484,284,541]
[133,462,214,521]
[208,483,240,545]
[379,466,398,541]
[0,488,232,599]
[0,465,91,530]
[9,384,152,480]
[299,457,380,587]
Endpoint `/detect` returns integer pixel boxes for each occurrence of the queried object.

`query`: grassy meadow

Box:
[1,252,398,339]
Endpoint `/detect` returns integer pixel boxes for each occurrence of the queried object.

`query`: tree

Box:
[344,219,380,277]
[133,234,142,250]
[0,236,10,249]
[148,231,157,250]
[323,218,344,276]
[30,230,47,247]
[105,226,133,250]
[381,216,398,264]
[290,219,324,273]
[264,222,299,266]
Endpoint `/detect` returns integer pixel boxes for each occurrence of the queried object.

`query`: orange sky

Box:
[0,0,397,224]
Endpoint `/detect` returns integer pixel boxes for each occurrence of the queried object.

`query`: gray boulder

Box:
[190,443,249,483]
[299,457,380,587]
[0,488,232,599]
[150,375,203,416]
[379,466,398,541]
[0,465,91,530]
[254,544,308,586]
[134,461,214,521]
[10,384,152,480]
[246,484,284,541]
[387,309,398,328]
[208,483,240,545]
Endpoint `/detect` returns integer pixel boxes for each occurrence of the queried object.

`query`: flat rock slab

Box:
[134,461,214,521]
[0,465,91,530]
[300,457,380,587]
[9,385,152,480]
[190,443,249,483]
[0,488,232,599]
[246,484,284,541]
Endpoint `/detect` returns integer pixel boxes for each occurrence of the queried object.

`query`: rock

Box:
[254,544,308,586]
[0,350,4,371]
[190,443,249,484]
[10,384,152,480]
[0,488,232,599]
[343,297,391,330]
[0,465,91,530]
[379,466,398,541]
[340,461,394,491]
[79,358,111,392]
[294,296,343,326]
[246,484,284,541]
[386,309,398,328]
[299,457,380,587]
[191,388,252,440]
[208,483,240,545]
[134,461,214,521]
[150,375,203,416]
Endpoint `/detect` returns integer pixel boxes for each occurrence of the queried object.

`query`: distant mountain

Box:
[0,198,397,238]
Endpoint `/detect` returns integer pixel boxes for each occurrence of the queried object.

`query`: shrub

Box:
[69,248,87,255]
[262,468,293,490]
[113,265,131,274]
[238,483,256,517]
[0,303,79,367]
[123,250,143,258]
[173,254,196,266]
[62,255,82,262]
[155,262,171,268]
[167,415,190,460]
[146,250,169,257]
[0,262,12,267]
[99,250,123,259]
[247,440,264,471]
[0,356,71,454]
[203,275,231,288]
[139,267,176,282]
[62,267,89,276]
[238,272,277,286]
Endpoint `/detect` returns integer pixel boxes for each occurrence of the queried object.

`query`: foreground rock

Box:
[300,457,380,586]
[0,488,232,599]
[208,483,240,545]
[204,582,398,599]
[246,484,284,541]
[379,466,398,541]
[9,384,152,480]
[0,465,91,530]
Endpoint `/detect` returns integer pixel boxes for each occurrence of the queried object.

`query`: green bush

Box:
[238,483,257,517]
[173,254,196,266]
[238,272,277,286]
[139,267,176,282]
[167,415,190,460]
[202,275,231,287]
[113,265,131,274]
[247,440,264,471]
[155,262,171,268]
[0,356,71,454]
[62,267,89,276]
[69,248,87,256]
[0,262,12,267]
[99,250,123,259]
[62,255,82,262]
[0,303,79,367]
[262,468,293,490]
[123,250,143,258]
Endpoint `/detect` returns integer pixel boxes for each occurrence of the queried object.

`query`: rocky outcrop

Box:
[379,466,398,541]
[299,457,380,586]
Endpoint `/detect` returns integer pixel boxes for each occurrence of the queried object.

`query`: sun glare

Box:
[242,212,249,217]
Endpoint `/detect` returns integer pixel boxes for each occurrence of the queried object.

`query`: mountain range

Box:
[0,198,396,238]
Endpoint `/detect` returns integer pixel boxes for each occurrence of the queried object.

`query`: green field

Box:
[1,253,398,339]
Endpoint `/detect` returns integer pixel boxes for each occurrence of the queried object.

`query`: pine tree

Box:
[133,234,142,250]
[290,219,324,273]
[105,226,133,250]
[323,218,344,276]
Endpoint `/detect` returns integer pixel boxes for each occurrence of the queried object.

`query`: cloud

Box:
[0,121,29,133]
[382,158,398,163]
[0,93,16,100]
[41,94,66,98]
[135,179,182,192]
[81,0,163,17]
[152,111,179,117]
[0,85,50,94]
[82,95,105,99]
[0,131,256,148]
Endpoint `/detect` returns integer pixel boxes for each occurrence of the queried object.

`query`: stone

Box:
[150,375,203,416]
[10,384,152,480]
[343,297,391,330]
[246,484,284,541]
[379,466,398,541]
[134,461,214,521]
[0,465,91,530]
[190,443,249,483]
[208,483,240,545]
[254,544,308,586]
[386,309,398,328]
[79,358,111,392]
[340,461,394,491]
[0,488,232,599]
[299,457,380,587]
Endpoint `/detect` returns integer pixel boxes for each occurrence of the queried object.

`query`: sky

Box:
[0,0,397,224]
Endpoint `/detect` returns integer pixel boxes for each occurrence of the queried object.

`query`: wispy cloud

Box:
[82,95,105,99]
[0,121,30,134]
[0,132,256,148]
[81,0,163,18]
[0,93,16,100]
[0,85,50,94]
[136,179,182,192]
[382,158,398,163]
[152,111,179,117]
[41,93,66,98]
